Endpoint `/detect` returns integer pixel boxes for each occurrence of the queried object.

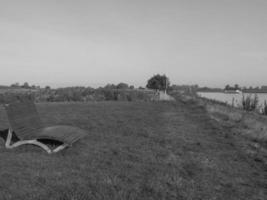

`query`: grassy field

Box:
[0,100,266,199]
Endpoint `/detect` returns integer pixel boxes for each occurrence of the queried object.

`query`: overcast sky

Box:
[0,0,267,88]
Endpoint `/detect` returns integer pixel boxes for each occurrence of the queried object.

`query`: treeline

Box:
[1,77,184,103]
[34,87,152,102]
[9,82,136,90]
[0,85,154,103]
[10,82,42,89]
[224,84,267,93]
[169,84,199,96]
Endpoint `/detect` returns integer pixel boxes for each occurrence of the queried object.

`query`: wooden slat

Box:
[37,125,87,145]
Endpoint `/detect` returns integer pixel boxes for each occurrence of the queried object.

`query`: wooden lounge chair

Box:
[3,101,87,153]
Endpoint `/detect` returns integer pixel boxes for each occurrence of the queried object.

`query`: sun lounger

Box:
[3,101,87,153]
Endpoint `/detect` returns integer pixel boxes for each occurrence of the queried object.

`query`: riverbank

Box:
[178,94,267,167]
[197,91,267,111]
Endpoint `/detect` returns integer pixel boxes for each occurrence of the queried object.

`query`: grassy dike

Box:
[0,99,266,199]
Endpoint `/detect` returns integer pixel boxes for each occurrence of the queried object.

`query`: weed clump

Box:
[242,94,259,111]
[261,100,267,115]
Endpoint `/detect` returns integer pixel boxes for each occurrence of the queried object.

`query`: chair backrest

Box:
[4,101,44,140]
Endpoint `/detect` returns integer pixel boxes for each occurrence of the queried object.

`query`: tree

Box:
[146,74,170,91]
[10,82,20,87]
[234,84,239,90]
[22,82,30,89]
[117,83,129,89]
[104,84,117,90]
[225,84,230,90]
[45,86,51,90]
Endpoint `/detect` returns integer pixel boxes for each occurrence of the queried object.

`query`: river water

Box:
[197,92,267,110]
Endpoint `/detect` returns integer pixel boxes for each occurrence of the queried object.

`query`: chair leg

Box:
[10,140,52,154]
[4,128,68,154]
[5,128,13,148]
[5,129,52,154]
[52,143,68,153]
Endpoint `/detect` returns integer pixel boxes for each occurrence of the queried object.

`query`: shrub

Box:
[103,90,116,101]
[242,94,259,111]
[116,82,129,89]
[261,100,267,115]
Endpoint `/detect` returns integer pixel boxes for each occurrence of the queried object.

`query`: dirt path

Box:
[162,99,266,199]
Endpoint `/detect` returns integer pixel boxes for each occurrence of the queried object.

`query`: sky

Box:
[0,0,267,88]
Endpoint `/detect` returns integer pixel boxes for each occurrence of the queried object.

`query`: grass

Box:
[205,100,267,144]
[0,100,266,200]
